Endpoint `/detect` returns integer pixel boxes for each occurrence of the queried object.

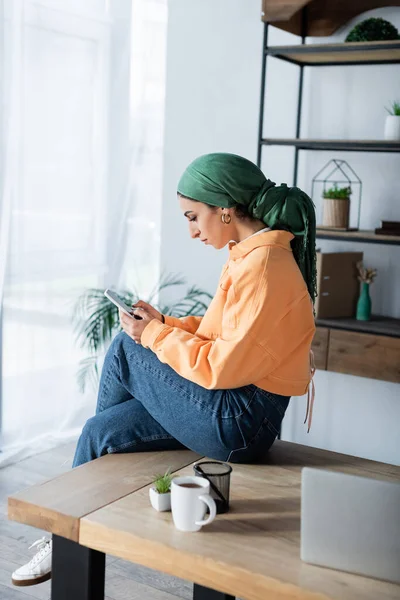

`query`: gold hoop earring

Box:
[221,213,231,225]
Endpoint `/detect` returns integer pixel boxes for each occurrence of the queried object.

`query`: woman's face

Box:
[179,195,234,250]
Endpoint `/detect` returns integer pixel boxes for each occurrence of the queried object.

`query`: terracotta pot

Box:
[322,197,350,228]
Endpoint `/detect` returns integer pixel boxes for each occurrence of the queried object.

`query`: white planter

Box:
[149,487,171,512]
[384,115,400,140]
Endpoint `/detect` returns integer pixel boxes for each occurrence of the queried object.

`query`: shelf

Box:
[261,1,400,38]
[316,229,400,246]
[316,316,400,339]
[266,41,400,67]
[261,138,400,152]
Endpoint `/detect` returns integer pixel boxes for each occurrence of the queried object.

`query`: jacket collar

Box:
[228,230,294,260]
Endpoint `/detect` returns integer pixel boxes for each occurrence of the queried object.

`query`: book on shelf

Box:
[375,220,400,236]
[380,220,400,230]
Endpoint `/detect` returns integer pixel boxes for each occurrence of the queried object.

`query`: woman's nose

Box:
[190,226,200,239]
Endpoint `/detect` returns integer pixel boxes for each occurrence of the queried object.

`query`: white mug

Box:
[171,476,217,532]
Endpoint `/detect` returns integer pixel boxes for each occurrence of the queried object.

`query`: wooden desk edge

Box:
[79,519,331,600]
[8,497,80,541]
[7,453,203,542]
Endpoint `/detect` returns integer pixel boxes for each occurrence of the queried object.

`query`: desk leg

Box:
[193,584,235,600]
[51,535,105,600]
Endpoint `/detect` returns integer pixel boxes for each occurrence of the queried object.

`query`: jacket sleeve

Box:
[163,315,203,335]
[141,268,280,389]
[141,319,277,389]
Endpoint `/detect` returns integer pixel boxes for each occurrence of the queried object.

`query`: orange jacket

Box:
[141,230,315,396]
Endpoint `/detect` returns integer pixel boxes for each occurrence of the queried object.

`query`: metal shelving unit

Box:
[257,18,400,246]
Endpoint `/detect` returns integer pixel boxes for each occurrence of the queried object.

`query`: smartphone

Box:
[104,289,143,320]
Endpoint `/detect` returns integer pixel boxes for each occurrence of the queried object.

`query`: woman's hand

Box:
[132,300,163,322]
[119,308,154,344]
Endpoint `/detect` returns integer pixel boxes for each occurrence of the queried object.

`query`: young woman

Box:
[12,153,316,586]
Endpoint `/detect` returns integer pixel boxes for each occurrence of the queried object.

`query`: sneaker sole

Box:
[12,572,51,586]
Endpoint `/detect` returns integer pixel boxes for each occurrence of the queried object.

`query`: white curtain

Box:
[0,0,167,466]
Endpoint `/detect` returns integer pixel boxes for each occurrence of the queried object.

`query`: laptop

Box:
[301,467,400,584]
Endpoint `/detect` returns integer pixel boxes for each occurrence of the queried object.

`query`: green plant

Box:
[386,101,400,116]
[72,273,212,392]
[153,469,173,494]
[323,184,352,200]
[345,18,400,42]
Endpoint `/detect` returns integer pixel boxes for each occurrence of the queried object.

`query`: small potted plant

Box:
[384,101,400,141]
[149,469,173,512]
[322,184,352,229]
[356,261,377,321]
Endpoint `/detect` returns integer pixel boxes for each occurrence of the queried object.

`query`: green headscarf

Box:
[178,153,317,304]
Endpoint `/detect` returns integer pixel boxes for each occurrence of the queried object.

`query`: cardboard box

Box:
[315,252,363,319]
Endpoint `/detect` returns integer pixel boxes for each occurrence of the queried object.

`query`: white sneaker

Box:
[12,537,52,586]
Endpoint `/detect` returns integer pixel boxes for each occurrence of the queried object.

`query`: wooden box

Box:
[315,251,363,319]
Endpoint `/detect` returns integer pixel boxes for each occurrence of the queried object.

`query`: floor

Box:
[0,442,193,600]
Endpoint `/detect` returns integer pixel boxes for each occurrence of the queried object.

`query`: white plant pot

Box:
[149,487,171,512]
[384,115,400,140]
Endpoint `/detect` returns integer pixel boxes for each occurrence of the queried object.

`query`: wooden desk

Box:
[8,441,400,600]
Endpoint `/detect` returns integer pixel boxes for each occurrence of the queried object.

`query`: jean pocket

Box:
[229,389,289,459]
[227,418,278,464]
[219,385,259,419]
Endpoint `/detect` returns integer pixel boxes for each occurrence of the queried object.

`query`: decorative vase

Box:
[149,487,171,512]
[384,115,400,140]
[356,282,372,321]
[322,197,350,229]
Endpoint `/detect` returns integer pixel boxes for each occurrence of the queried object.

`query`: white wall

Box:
[161,0,263,295]
[161,0,400,465]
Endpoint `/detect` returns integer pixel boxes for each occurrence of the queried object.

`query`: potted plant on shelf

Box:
[356,261,377,321]
[322,184,352,229]
[384,101,400,141]
[149,469,173,512]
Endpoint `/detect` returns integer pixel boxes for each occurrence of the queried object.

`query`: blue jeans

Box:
[73,332,290,467]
